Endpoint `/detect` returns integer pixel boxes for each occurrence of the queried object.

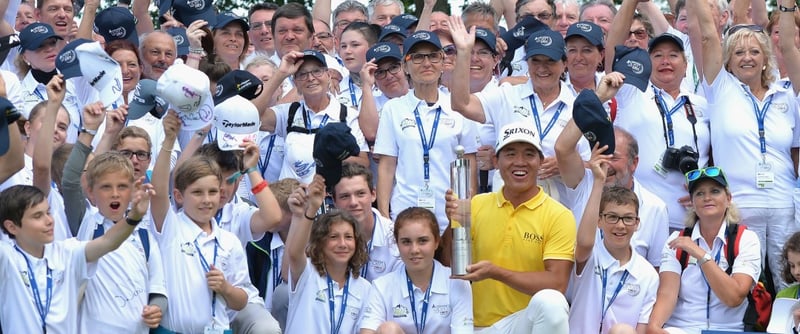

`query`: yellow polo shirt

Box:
[470,187,576,327]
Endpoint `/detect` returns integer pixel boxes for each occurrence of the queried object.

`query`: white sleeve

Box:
[449,278,475,334]
[358,282,386,331]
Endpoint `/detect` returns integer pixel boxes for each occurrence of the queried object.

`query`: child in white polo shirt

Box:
[149,111,251,333]
[568,144,659,334]
[0,179,152,333]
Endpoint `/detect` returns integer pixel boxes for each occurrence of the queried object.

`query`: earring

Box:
[762,65,766,71]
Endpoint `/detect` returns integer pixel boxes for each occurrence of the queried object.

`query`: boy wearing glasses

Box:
[568,143,659,334]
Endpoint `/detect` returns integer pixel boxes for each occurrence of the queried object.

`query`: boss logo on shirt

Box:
[400,118,416,130]
[180,242,195,256]
[392,304,409,318]
[369,260,386,273]
[625,283,640,296]
[441,117,455,128]
[315,289,327,302]
[773,102,788,113]
[513,106,530,117]
[347,305,360,320]
[521,231,544,243]
[432,304,451,317]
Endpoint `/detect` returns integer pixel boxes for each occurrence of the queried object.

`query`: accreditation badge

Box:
[756,161,774,189]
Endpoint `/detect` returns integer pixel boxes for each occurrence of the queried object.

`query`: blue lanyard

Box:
[14,245,52,333]
[326,273,350,334]
[413,105,442,184]
[742,85,774,160]
[258,135,277,176]
[33,86,45,101]
[214,209,223,224]
[304,105,331,130]
[528,96,564,143]
[348,78,359,109]
[653,86,687,147]
[272,247,282,290]
[599,268,629,333]
[360,212,378,278]
[406,267,434,334]
[194,238,220,318]
[697,240,723,329]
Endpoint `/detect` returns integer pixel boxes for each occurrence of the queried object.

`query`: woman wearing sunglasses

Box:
[689,0,800,290]
[374,30,479,235]
[647,166,762,333]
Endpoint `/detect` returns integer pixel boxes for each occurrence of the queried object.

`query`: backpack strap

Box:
[286,102,312,134]
[677,226,694,272]
[339,103,347,122]
[137,229,150,262]
[246,233,274,298]
[724,224,745,275]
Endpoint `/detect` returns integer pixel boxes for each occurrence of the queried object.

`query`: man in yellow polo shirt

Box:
[447,121,575,333]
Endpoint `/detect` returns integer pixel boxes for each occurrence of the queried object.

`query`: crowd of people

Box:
[1,0,800,332]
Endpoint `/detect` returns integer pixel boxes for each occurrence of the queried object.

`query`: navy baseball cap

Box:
[172,0,216,27]
[403,30,442,56]
[525,29,565,61]
[612,45,652,92]
[500,15,548,53]
[94,7,139,46]
[128,79,168,120]
[166,27,190,56]
[379,24,406,42]
[313,122,360,192]
[19,23,63,51]
[215,12,249,31]
[214,70,263,105]
[474,27,497,53]
[391,14,419,31]
[301,49,327,66]
[573,89,614,155]
[55,38,93,79]
[367,42,402,63]
[648,33,684,53]
[0,97,21,155]
[565,21,604,48]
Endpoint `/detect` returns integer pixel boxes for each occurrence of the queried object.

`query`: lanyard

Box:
[599,268,629,333]
[406,267,434,334]
[32,85,46,101]
[14,245,52,333]
[742,85,774,161]
[528,96,564,143]
[326,273,350,334]
[653,86,687,147]
[698,241,723,329]
[271,247,283,290]
[348,78,359,109]
[214,209,223,224]
[194,238,220,318]
[413,105,442,185]
[258,135,277,176]
[360,212,378,278]
[692,65,700,93]
[303,105,331,130]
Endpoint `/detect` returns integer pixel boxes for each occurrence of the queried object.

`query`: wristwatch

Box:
[80,127,98,136]
[779,4,798,11]
[697,253,713,266]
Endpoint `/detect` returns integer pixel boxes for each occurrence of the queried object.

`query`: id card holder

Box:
[756,161,775,189]
[203,326,232,334]
[417,187,435,210]
[653,156,668,178]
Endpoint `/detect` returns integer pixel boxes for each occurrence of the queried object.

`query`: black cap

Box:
[93,7,139,46]
[214,70,263,105]
[500,15,548,54]
[612,45,652,92]
[573,89,614,155]
[313,122,360,192]
[648,33,684,53]
[0,97,20,155]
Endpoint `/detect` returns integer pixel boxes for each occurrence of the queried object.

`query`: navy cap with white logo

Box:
[94,7,139,46]
[648,33,685,53]
[215,12,249,31]
[474,27,497,54]
[525,29,565,61]
[500,15,548,53]
[565,21,604,48]
[19,23,63,51]
[166,27,190,56]
[367,42,402,63]
[55,38,93,79]
[301,49,327,67]
[379,24,406,42]
[403,30,442,56]
[612,45,652,92]
[172,0,216,27]
[390,14,419,31]
[214,70,263,105]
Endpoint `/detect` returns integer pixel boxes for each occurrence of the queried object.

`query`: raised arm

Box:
[132,0,155,34]
[491,0,516,28]
[749,0,768,28]
[687,0,724,84]
[32,75,67,196]
[150,110,181,232]
[358,60,379,143]
[555,119,586,189]
[85,176,153,262]
[312,0,332,31]
[732,0,767,27]
[605,0,640,71]
[449,16,488,123]
[636,1,672,38]
[416,0,435,33]
[779,0,800,95]
[93,106,128,155]
[241,140,282,235]
[575,143,610,274]
[258,52,304,132]
[284,175,325,289]
[76,0,99,40]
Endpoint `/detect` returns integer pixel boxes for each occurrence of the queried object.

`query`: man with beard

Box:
[555,84,668,268]
[139,31,176,80]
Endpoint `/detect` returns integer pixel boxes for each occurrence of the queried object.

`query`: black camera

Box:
[662,145,699,174]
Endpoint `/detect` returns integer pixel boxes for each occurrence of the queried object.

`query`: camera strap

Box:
[652,87,699,151]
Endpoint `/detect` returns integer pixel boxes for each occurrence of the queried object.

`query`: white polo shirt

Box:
[660,223,762,331]
[702,71,800,208]
[373,89,480,232]
[286,258,371,334]
[272,97,369,184]
[215,196,262,250]
[76,209,167,334]
[148,207,251,333]
[614,83,711,230]
[568,242,658,334]
[1,70,23,111]
[0,239,93,334]
[361,208,402,282]
[567,170,669,267]
[360,260,474,333]
[20,72,99,143]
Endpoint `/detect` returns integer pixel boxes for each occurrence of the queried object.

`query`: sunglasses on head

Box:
[727,24,764,37]
[685,166,722,183]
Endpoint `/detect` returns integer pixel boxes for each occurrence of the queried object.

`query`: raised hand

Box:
[103,105,128,137]
[448,16,475,51]
[240,140,261,172]
[588,142,612,182]
[185,19,209,49]
[45,74,67,103]
[162,110,182,140]
[129,176,154,220]
[360,59,377,89]
[82,102,106,132]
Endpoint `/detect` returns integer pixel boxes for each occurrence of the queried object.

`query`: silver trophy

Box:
[450,145,472,276]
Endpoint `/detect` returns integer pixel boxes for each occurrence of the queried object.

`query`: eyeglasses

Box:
[294,67,327,81]
[314,32,333,40]
[334,19,367,29]
[405,52,444,64]
[600,213,639,226]
[119,150,151,161]
[250,20,272,31]
[628,28,648,40]
[685,166,723,183]
[472,48,495,58]
[442,44,457,57]
[727,24,764,37]
[224,171,243,185]
[375,62,402,79]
